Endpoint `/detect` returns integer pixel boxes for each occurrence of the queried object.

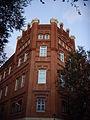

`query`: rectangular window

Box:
[36,98,45,112]
[62,101,67,113]
[0,90,2,100]
[3,71,6,79]
[62,41,64,47]
[11,103,15,113]
[0,75,2,81]
[8,66,11,75]
[38,34,43,39]
[45,34,50,39]
[18,57,21,67]
[65,45,68,50]
[21,74,25,88]
[5,86,8,96]
[17,100,22,112]
[38,70,46,84]
[61,75,65,88]
[40,46,47,57]
[58,38,61,44]
[24,52,28,62]
[15,79,19,91]
[60,52,64,62]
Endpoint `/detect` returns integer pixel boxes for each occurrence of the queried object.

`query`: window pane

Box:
[8,66,11,75]
[17,100,22,112]
[3,71,6,79]
[62,101,67,113]
[45,34,49,39]
[40,46,47,57]
[11,103,15,113]
[24,52,28,62]
[60,52,64,62]
[36,98,45,112]
[21,74,25,88]
[15,79,19,91]
[38,70,46,84]
[38,34,43,39]
[5,86,8,96]
[61,75,65,88]
[18,58,21,67]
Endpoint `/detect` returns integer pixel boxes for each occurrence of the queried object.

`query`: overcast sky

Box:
[5,0,90,58]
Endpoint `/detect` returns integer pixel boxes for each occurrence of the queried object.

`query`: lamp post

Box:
[52,113,56,120]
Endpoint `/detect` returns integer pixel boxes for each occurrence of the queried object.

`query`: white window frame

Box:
[3,71,6,79]
[45,34,50,39]
[65,45,68,50]
[24,52,28,62]
[60,52,64,63]
[15,79,19,91]
[8,66,11,75]
[38,70,46,84]
[18,57,21,67]
[40,46,47,57]
[58,38,61,44]
[5,86,8,96]
[21,74,25,88]
[38,34,43,40]
[36,98,45,112]
[62,41,64,47]
[0,90,2,100]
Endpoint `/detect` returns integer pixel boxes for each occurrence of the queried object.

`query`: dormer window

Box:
[38,34,43,40]
[45,34,50,39]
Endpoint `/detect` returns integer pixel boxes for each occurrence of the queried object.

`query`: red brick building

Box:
[0,18,75,120]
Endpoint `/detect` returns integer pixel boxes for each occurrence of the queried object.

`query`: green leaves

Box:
[57,46,90,119]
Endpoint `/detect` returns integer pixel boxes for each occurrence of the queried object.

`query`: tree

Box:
[0,0,33,66]
[57,46,90,120]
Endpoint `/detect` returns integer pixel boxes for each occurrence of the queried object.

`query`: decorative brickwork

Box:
[0,18,75,120]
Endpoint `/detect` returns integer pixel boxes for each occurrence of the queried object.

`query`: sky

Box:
[5,0,90,58]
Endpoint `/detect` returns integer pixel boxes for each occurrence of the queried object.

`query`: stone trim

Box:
[50,18,58,24]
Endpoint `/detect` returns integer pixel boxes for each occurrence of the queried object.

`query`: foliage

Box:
[0,0,32,66]
[57,46,90,120]
[41,0,88,15]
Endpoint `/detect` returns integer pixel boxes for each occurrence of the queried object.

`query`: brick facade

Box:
[0,18,75,120]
